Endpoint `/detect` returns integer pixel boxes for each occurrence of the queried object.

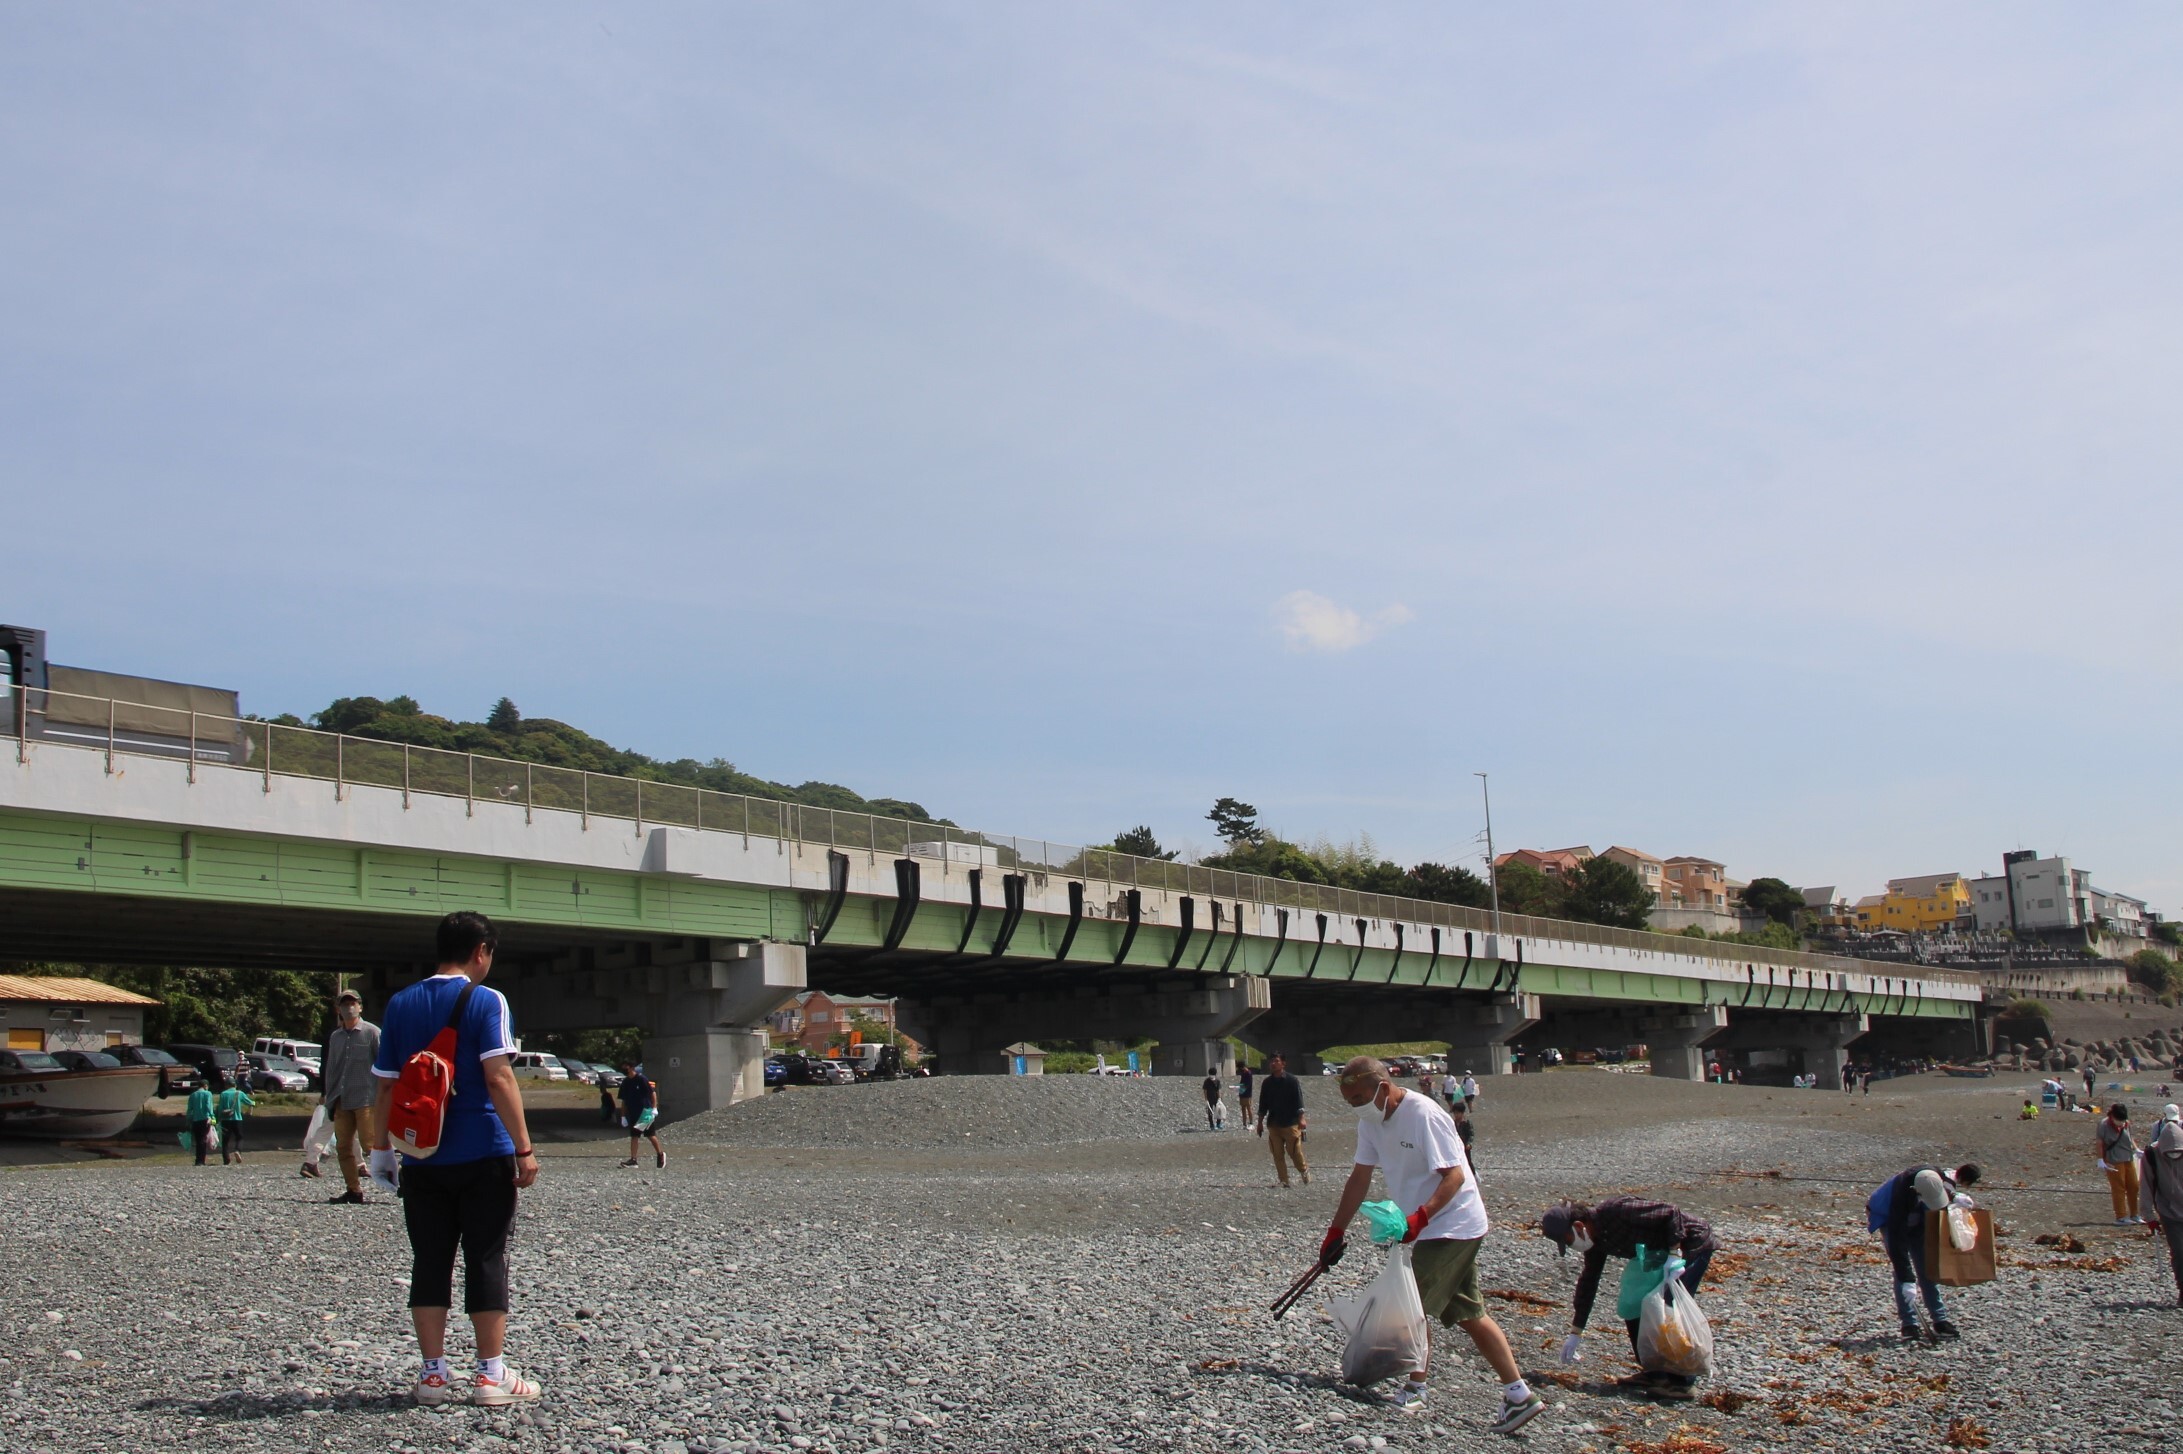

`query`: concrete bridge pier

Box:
[1439,993,1542,1078]
[896,975,1271,1076]
[1530,1004,1729,1081]
[507,940,808,1118]
[1646,1006,1732,1080]
[1713,1009,1870,1089]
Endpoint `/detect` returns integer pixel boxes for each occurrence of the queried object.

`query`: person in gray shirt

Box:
[316,990,382,1205]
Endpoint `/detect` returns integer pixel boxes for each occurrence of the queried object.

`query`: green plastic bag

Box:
[1359,1199,1410,1244]
[1616,1245,1669,1322]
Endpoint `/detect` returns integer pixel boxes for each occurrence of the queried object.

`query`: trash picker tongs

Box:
[1270,1256,1330,1320]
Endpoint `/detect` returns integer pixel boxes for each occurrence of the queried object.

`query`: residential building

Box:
[0,975,158,1053]
[1801,886,1854,929]
[1968,851,2153,943]
[1862,872,1974,934]
[1493,846,1594,878]
[1850,893,1889,930]
[1600,846,1665,904]
[768,991,918,1057]
[1662,856,1729,911]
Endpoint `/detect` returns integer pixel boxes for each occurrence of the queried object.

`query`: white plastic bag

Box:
[1637,1276,1714,1378]
[201,1120,222,1155]
[1946,1202,1979,1252]
[301,1106,337,1173]
[1328,1243,1431,1387]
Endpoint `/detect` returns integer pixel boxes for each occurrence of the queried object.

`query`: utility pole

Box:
[1475,772,1501,940]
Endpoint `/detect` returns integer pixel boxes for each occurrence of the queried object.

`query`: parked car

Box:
[818,1059,857,1084]
[243,1053,312,1093]
[252,1037,323,1088]
[763,1057,789,1088]
[166,1044,245,1088]
[111,1044,202,1097]
[51,1050,124,1072]
[507,1051,568,1081]
[554,1058,600,1085]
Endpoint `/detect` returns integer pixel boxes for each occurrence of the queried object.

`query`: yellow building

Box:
[1861,872,1972,933]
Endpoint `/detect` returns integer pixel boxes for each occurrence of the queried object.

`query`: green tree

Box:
[2156,922,2183,949]
[1493,861,1562,916]
[1557,856,1655,929]
[2128,949,2180,996]
[1403,862,1493,908]
[486,697,522,732]
[1111,826,1177,861]
[1200,836,1333,884]
[1207,797,1265,847]
[1741,876,1804,927]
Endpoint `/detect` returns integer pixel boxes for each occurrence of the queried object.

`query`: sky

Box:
[4,5,2180,910]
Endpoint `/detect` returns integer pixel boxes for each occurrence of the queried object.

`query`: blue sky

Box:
[5,6,2179,910]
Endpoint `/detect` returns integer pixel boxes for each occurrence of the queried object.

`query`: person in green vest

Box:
[214,1076,255,1165]
[185,1081,217,1166]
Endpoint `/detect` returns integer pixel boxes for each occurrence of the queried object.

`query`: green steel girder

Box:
[0,809,1972,1021]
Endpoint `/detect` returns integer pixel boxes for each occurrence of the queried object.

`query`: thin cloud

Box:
[1272,590,1414,652]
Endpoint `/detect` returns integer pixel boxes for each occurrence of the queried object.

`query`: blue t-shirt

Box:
[372,973,518,1166]
[620,1073,655,1113]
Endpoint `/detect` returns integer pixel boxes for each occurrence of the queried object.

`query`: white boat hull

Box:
[0,1067,159,1139]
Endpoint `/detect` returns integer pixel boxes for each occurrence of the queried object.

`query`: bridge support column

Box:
[1782,1014,1869,1091]
[511,941,807,1118]
[1646,1005,1732,1082]
[896,975,1270,1076]
[1439,994,1542,1078]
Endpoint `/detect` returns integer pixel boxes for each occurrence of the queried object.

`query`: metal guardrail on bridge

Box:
[3,684,1980,991]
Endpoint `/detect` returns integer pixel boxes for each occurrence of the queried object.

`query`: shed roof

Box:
[0,975,160,1006]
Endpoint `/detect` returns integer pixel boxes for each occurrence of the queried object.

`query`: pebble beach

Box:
[3,1069,2177,1454]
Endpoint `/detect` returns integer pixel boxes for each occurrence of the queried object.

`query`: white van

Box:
[508,1051,568,1081]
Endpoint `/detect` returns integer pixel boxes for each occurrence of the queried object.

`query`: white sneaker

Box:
[413,1371,457,1406]
[1389,1380,1427,1414]
[472,1366,542,1406]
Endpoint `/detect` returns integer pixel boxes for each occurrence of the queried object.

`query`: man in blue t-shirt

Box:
[369,911,542,1409]
[617,1062,665,1169]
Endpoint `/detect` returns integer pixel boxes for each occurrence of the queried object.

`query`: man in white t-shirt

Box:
[1319,1056,1546,1435]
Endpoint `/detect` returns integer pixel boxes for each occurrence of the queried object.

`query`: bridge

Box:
[0,679,1984,1117]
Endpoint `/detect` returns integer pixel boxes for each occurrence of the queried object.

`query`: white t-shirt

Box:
[1353,1086,1488,1241]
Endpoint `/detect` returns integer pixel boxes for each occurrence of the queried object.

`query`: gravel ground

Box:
[3,1070,2179,1454]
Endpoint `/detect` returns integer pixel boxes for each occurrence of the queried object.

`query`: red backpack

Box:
[385,981,477,1159]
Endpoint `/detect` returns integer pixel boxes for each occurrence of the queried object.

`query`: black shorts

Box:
[400,1155,519,1314]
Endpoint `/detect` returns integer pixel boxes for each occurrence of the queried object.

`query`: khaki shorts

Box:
[1411,1236,1486,1326]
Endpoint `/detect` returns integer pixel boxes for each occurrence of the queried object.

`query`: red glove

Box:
[1319,1226,1348,1267]
[1402,1207,1431,1243]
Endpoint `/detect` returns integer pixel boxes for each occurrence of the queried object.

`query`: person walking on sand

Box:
[1450,1098,1476,1167]
[214,1078,255,1165]
[2140,1104,2183,1305]
[619,1062,666,1168]
[1237,1060,1254,1130]
[2099,1103,2143,1225]
[1201,1070,1226,1130]
[1320,1057,1545,1432]
[368,911,542,1408]
[315,989,381,1204]
[2086,1064,2100,1101]
[1460,1070,1480,1107]
[1540,1197,1717,1397]
[1869,1163,1980,1342]
[185,1079,217,1166]
[1256,1052,1308,1187]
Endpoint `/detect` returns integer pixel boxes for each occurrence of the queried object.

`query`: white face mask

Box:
[1570,1228,1594,1254]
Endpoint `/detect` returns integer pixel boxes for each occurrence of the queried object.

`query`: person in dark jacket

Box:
[1254,1053,1308,1187]
[2141,1105,2183,1303]
[1871,1163,1981,1342]
[1540,1196,1717,1395]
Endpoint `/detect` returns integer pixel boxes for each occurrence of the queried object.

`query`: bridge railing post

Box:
[334,732,343,800]
[524,762,533,825]
[185,710,195,783]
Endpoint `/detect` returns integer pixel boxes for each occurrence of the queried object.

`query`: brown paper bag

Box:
[1925,1206,1996,1286]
